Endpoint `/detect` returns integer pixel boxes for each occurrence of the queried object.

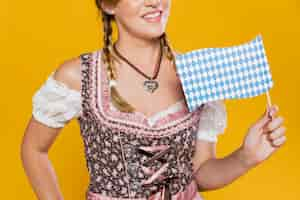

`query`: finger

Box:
[267,126,286,141]
[271,135,287,147]
[253,104,278,130]
[268,104,279,120]
[266,116,284,132]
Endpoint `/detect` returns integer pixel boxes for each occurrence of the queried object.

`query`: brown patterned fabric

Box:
[77,50,204,199]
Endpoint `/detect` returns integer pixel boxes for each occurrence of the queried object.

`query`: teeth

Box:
[143,12,161,19]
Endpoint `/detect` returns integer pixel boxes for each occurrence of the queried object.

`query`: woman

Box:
[21,0,287,199]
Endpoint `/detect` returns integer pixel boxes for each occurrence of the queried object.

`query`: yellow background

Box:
[2,0,299,199]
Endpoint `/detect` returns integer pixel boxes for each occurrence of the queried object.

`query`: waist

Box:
[86,179,201,200]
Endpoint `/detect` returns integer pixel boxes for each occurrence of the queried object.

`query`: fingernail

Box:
[267,109,274,117]
[270,105,278,115]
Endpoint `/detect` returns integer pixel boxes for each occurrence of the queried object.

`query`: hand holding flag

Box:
[239,104,286,168]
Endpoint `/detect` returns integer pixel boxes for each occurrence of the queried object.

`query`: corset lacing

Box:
[118,131,185,200]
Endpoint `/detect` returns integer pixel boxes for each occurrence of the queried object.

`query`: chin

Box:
[145,32,165,40]
[136,27,166,40]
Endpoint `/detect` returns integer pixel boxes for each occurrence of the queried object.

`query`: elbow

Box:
[195,178,223,192]
[20,134,29,162]
[20,139,33,166]
[193,158,226,192]
[196,175,229,192]
[20,133,32,159]
[20,140,31,172]
[20,135,47,166]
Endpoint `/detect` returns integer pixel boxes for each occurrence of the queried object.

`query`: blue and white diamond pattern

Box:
[175,34,274,112]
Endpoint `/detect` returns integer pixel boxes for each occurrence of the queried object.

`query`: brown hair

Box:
[95,0,178,113]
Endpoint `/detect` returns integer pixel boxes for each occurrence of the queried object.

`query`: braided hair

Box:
[95,0,178,113]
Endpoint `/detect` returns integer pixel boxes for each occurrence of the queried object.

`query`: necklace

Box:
[112,42,163,93]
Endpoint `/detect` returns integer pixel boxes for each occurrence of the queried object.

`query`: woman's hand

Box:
[240,104,287,168]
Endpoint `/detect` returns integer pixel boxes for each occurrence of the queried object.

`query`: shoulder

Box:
[52,55,82,92]
[173,50,182,57]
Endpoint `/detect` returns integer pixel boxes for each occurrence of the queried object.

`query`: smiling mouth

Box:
[142,11,162,23]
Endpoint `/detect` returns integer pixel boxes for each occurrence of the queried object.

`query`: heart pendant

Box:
[143,80,159,93]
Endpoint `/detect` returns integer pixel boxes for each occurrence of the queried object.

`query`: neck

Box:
[113,31,162,70]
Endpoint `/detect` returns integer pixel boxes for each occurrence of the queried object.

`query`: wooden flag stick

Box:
[266,91,273,119]
[266,91,272,107]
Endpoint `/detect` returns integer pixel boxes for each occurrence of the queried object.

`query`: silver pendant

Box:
[143,80,159,93]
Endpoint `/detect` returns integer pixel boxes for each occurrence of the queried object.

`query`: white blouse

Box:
[32,72,227,142]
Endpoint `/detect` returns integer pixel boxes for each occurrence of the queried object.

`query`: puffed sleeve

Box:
[196,100,227,142]
[32,71,82,128]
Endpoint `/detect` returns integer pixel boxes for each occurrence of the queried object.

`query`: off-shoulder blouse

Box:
[32,71,227,142]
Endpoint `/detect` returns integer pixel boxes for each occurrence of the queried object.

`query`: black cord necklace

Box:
[112,42,163,93]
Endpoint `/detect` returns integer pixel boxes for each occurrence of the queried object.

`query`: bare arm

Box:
[20,57,81,200]
[192,143,252,192]
[21,117,65,200]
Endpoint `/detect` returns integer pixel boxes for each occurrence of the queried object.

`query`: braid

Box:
[96,1,178,113]
[101,9,135,113]
[160,33,178,73]
[101,12,117,80]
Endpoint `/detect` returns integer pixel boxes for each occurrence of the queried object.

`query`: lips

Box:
[142,10,162,19]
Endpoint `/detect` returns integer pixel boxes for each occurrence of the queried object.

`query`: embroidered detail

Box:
[92,50,203,136]
[77,50,203,199]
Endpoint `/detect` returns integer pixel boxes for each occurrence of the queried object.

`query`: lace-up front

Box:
[137,144,178,200]
[78,51,204,199]
[31,47,227,200]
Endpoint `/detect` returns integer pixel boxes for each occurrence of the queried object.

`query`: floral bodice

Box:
[31,49,227,200]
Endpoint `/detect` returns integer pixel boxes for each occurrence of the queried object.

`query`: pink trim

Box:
[141,163,169,185]
[138,145,169,153]
[99,49,190,127]
[100,59,189,127]
[87,50,203,137]
[140,165,154,175]
[86,180,204,200]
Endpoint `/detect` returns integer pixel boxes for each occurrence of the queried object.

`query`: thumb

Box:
[252,105,273,130]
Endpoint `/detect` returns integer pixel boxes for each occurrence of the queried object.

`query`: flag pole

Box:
[266,91,272,107]
[266,91,273,119]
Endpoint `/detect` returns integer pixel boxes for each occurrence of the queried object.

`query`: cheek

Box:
[163,0,171,9]
[117,3,142,25]
[162,0,171,21]
[163,0,171,12]
[118,0,141,18]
